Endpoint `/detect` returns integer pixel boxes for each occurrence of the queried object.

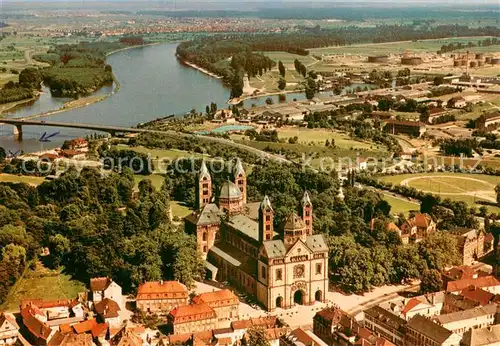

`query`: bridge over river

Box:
[0,118,291,164]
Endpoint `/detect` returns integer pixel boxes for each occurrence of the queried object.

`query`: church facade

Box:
[184,160,329,311]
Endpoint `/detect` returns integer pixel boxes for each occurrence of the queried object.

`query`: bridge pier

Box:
[13,124,22,141]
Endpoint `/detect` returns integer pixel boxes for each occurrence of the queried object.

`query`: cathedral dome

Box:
[219,181,242,200]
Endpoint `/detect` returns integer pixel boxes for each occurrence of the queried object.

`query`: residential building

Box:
[462,324,500,346]
[110,325,145,346]
[405,315,461,346]
[442,266,490,289]
[450,228,490,265]
[380,292,445,321]
[446,276,500,294]
[399,213,436,244]
[447,96,467,109]
[136,280,188,313]
[21,305,53,345]
[313,306,344,345]
[434,304,497,337]
[19,299,85,328]
[47,333,92,346]
[93,298,121,326]
[0,313,19,345]
[191,289,239,320]
[186,161,329,311]
[443,292,481,314]
[476,112,500,131]
[231,316,279,342]
[167,303,218,335]
[282,328,329,346]
[383,119,427,137]
[363,306,406,346]
[90,277,123,307]
[66,138,88,150]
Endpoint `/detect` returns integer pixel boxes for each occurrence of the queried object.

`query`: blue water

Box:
[197,124,255,135]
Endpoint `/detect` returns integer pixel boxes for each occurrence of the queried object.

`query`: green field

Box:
[276,127,381,150]
[309,36,496,55]
[262,51,317,67]
[380,173,500,213]
[382,194,420,215]
[0,173,46,185]
[2,263,85,312]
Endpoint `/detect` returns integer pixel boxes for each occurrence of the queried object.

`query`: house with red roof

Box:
[399,213,436,244]
[167,303,218,335]
[21,305,53,345]
[191,289,239,320]
[94,298,121,327]
[136,280,188,314]
[446,275,500,294]
[0,312,19,345]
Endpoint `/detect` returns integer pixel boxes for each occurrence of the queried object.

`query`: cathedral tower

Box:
[197,160,212,209]
[301,191,313,236]
[233,158,247,204]
[259,196,274,242]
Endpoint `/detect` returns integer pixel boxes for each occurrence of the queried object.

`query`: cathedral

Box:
[184,160,329,311]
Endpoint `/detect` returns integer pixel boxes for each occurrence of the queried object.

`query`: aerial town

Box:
[0,0,499,345]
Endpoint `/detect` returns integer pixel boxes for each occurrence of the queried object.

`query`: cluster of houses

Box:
[375,213,493,266]
[345,265,500,346]
[21,138,89,163]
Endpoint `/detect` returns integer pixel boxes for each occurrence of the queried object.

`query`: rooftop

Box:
[192,289,238,307]
[436,304,497,325]
[407,315,452,344]
[90,277,113,292]
[137,280,188,297]
[462,324,500,346]
[185,203,221,226]
[219,180,241,200]
[169,303,216,322]
[447,276,500,292]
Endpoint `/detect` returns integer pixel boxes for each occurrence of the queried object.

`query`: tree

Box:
[48,234,70,268]
[418,232,460,270]
[19,67,42,88]
[230,71,244,98]
[433,76,445,86]
[420,269,443,294]
[305,77,316,100]
[0,147,5,163]
[277,78,286,90]
[265,97,274,105]
[244,327,270,346]
[278,60,286,78]
[496,184,500,205]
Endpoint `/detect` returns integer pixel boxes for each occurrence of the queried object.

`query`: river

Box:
[0,42,374,153]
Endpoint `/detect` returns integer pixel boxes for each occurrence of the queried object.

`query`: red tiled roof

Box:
[94,298,120,318]
[314,307,344,326]
[59,324,73,334]
[21,306,51,341]
[137,281,188,300]
[415,213,431,228]
[73,319,98,334]
[192,289,238,308]
[401,298,421,316]
[231,316,277,331]
[447,276,500,292]
[444,266,476,281]
[385,119,426,127]
[21,299,78,310]
[460,286,494,306]
[91,323,109,338]
[169,303,216,323]
[90,277,112,292]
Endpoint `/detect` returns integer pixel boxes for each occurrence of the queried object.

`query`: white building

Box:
[435,304,497,337]
[90,277,123,308]
[0,313,19,345]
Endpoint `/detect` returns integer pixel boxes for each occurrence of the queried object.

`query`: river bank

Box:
[0,94,40,115]
[177,57,223,79]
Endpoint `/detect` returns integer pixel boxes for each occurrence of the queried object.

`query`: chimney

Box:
[431,293,436,305]
[160,280,164,285]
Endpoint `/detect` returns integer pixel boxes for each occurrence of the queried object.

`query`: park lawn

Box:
[379,172,500,186]
[276,127,381,150]
[262,51,317,67]
[2,263,85,312]
[379,173,500,213]
[249,69,304,92]
[0,173,46,185]
[405,176,493,194]
[133,174,165,190]
[170,201,193,219]
[382,194,420,215]
[308,36,495,55]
